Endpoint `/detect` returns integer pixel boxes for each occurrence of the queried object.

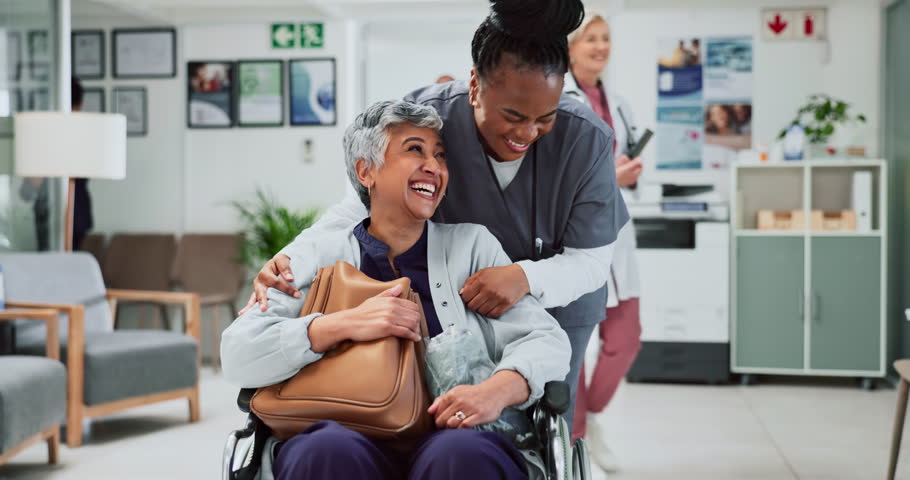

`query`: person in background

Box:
[565,12,643,475]
[19,77,93,250]
[435,74,456,84]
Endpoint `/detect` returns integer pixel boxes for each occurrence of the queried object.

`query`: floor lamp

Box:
[14,112,126,251]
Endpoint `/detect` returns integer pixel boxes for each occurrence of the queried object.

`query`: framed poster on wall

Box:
[237,60,284,127]
[187,61,234,128]
[82,87,105,112]
[289,58,336,126]
[112,28,176,78]
[72,30,105,80]
[112,86,147,136]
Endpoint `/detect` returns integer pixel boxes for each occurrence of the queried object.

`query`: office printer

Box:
[625,184,730,384]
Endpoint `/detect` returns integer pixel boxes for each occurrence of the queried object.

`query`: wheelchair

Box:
[222,381,591,480]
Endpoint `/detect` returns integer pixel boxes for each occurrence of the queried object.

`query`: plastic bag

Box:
[423,328,536,448]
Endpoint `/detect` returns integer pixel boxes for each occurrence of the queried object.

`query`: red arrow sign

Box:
[768,14,788,35]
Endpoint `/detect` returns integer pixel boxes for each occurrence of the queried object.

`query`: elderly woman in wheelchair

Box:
[221,100,588,480]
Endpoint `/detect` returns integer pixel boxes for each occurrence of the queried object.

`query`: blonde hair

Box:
[567,12,608,45]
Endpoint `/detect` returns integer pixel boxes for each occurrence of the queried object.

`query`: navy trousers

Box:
[273,421,528,480]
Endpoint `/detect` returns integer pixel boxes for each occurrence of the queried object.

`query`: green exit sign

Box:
[270,23,324,49]
[271,24,295,49]
[300,23,324,48]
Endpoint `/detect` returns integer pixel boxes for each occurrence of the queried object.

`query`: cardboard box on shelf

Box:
[757,209,806,230]
[810,210,857,231]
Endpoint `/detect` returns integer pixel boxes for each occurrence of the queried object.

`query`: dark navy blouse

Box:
[352,219,443,338]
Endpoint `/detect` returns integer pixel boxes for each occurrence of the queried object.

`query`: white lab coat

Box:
[564,73,640,307]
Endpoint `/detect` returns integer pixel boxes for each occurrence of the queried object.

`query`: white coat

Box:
[564,73,641,307]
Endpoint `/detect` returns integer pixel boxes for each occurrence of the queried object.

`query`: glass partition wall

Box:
[0,0,63,251]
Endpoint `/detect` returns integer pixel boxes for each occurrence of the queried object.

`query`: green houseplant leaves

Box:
[232,188,320,268]
[778,94,866,144]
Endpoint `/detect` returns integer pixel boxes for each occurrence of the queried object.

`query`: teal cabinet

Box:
[736,237,805,370]
[810,237,882,371]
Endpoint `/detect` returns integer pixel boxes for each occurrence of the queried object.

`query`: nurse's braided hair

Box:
[471,0,585,81]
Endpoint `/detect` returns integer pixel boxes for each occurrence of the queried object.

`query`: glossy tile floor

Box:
[1,370,903,480]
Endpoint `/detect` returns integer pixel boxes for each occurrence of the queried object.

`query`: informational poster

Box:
[656,106,703,170]
[657,36,753,170]
[237,60,284,127]
[703,37,753,169]
[187,61,234,128]
[289,58,336,126]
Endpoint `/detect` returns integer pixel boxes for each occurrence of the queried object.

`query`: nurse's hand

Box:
[238,254,301,315]
[615,154,643,188]
[459,264,530,318]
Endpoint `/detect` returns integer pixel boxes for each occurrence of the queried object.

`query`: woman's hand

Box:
[239,254,300,315]
[459,264,530,318]
[615,154,643,188]
[428,370,530,429]
[307,284,422,352]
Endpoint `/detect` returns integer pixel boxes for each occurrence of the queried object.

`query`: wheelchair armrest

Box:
[540,381,571,416]
[237,388,256,413]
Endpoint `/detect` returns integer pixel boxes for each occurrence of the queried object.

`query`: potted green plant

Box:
[232,188,320,268]
[778,94,867,158]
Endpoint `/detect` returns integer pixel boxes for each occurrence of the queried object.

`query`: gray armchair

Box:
[0,308,65,465]
[0,252,201,448]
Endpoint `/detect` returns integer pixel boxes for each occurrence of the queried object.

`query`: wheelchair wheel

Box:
[572,438,591,480]
[545,415,574,480]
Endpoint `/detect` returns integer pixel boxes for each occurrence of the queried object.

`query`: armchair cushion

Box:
[17,330,197,406]
[0,252,112,347]
[0,356,66,452]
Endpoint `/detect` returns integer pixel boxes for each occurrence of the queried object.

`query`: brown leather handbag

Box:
[250,260,434,441]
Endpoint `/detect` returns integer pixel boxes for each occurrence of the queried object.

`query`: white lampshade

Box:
[14,112,127,179]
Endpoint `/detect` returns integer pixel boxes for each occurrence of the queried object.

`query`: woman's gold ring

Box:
[454,411,466,421]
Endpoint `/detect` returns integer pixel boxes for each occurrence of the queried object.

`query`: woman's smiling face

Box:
[569,19,612,78]
[469,59,563,163]
[358,124,448,221]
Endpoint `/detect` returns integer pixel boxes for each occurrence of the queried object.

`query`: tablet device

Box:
[628,128,653,159]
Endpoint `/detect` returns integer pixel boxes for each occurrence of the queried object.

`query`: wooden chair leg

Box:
[47,427,60,464]
[889,378,909,480]
[66,409,83,448]
[188,386,200,422]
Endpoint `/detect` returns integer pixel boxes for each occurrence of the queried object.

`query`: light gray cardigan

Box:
[221,221,571,410]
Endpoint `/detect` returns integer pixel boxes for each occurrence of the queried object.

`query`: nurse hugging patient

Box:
[230,0,631,478]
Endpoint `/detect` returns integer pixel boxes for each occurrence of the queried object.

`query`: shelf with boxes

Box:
[730,159,887,381]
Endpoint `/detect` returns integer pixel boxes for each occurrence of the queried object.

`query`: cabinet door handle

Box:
[797,288,804,321]
[812,292,820,323]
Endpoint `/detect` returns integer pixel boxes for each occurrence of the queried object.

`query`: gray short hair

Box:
[343,100,444,209]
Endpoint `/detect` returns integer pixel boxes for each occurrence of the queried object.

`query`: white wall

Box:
[363,3,884,194]
[606,5,882,188]
[80,13,358,235]
[83,1,884,235]
[365,19,481,104]
[73,13,186,233]
[183,21,357,232]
